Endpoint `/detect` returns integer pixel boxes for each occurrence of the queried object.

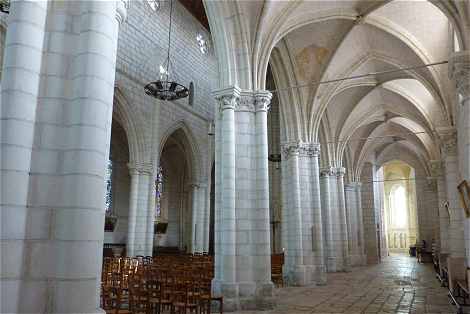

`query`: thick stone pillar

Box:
[125,162,154,257]
[361,162,381,264]
[450,51,470,261]
[335,167,350,271]
[345,183,361,266]
[190,182,207,253]
[354,182,367,264]
[127,165,140,256]
[319,167,347,271]
[212,87,273,310]
[253,92,273,286]
[1,1,48,313]
[1,2,127,312]
[440,130,465,257]
[430,160,449,254]
[319,173,330,268]
[282,142,325,285]
[146,173,156,256]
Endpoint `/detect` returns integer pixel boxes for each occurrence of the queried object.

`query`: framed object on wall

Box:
[457,180,470,218]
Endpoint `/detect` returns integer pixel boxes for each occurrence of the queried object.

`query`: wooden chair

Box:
[171,282,199,314]
[129,280,148,314]
[147,279,162,314]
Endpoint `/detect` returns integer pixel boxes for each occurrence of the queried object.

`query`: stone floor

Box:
[234,254,460,314]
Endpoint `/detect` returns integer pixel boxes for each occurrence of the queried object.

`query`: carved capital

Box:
[281,141,320,159]
[116,0,129,24]
[281,142,300,160]
[449,51,470,100]
[334,167,346,178]
[213,86,241,112]
[320,166,335,177]
[298,142,320,157]
[254,91,272,112]
[429,160,443,177]
[236,94,255,112]
[438,128,458,157]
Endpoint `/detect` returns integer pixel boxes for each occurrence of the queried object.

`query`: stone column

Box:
[190,183,206,253]
[430,160,449,254]
[345,183,360,266]
[282,144,304,281]
[252,92,273,287]
[2,2,127,313]
[440,130,465,257]
[127,164,140,256]
[354,182,367,264]
[361,162,380,264]
[320,170,332,269]
[197,183,208,252]
[1,1,48,313]
[282,142,325,285]
[146,172,156,256]
[212,87,274,310]
[309,146,326,284]
[212,87,238,307]
[449,51,470,261]
[320,167,345,271]
[335,167,350,271]
[54,2,127,312]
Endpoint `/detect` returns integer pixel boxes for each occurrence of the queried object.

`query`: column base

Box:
[283,264,317,286]
[349,254,367,266]
[212,280,275,312]
[314,265,327,285]
[326,257,345,272]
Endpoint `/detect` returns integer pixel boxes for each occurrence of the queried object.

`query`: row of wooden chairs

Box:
[101,254,221,314]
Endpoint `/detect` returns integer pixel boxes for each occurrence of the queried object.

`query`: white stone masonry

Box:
[282,142,326,285]
[212,86,273,311]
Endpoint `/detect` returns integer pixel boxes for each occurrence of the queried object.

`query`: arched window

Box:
[155,166,163,218]
[390,185,407,228]
[104,159,113,215]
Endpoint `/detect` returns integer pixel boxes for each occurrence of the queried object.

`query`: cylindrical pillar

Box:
[212,92,237,297]
[281,143,304,284]
[335,167,350,271]
[0,1,48,313]
[310,147,326,283]
[127,165,140,256]
[146,172,156,256]
[253,93,272,283]
[191,183,200,252]
[55,2,124,312]
[354,183,366,264]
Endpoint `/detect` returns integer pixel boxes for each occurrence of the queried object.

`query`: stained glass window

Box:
[105,159,113,216]
[196,33,208,54]
[146,0,160,11]
[155,166,163,218]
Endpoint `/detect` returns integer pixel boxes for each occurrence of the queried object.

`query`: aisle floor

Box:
[235,254,459,314]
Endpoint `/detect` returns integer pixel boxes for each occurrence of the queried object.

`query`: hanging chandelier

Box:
[145,0,189,101]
